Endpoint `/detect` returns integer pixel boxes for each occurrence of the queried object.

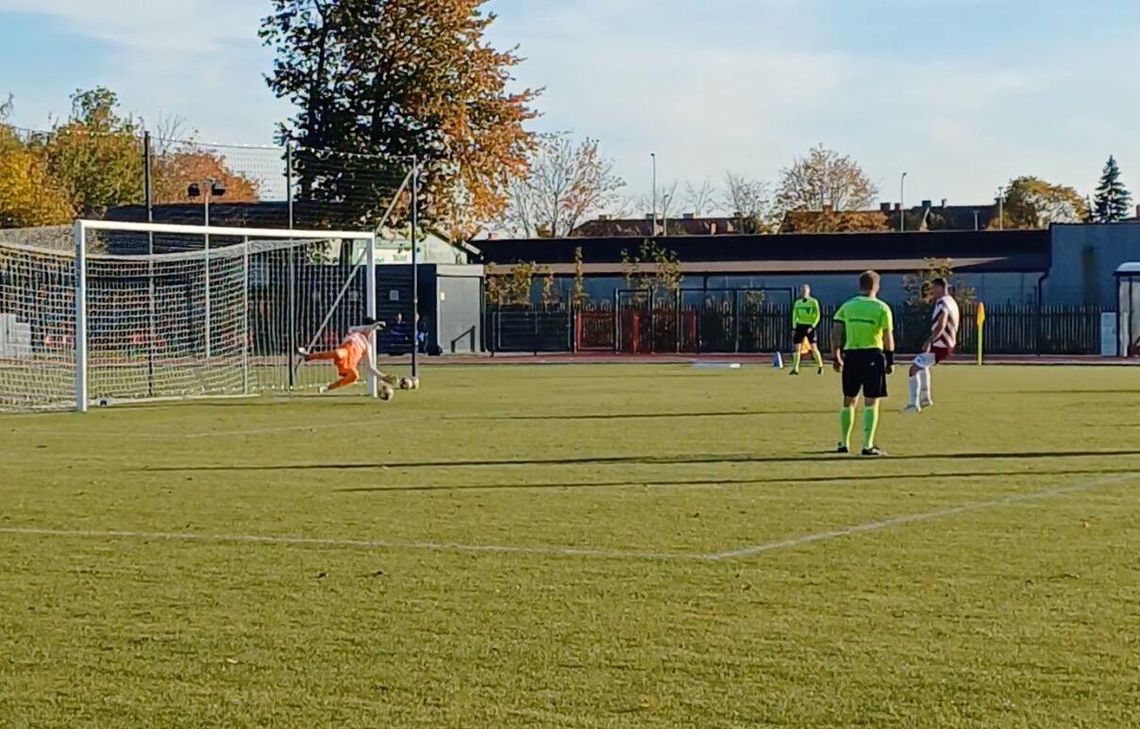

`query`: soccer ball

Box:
[379,383,394,401]
[398,377,413,390]
[409,376,420,390]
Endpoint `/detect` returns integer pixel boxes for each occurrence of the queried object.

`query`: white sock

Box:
[918,368,932,403]
[908,375,920,407]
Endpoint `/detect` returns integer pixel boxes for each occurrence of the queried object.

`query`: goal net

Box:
[0,221,378,412]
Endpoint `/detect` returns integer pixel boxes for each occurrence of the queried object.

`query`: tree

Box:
[1092,155,1133,223]
[996,176,1087,229]
[261,0,539,230]
[0,109,74,228]
[502,133,625,237]
[775,144,877,213]
[684,179,717,217]
[902,258,976,309]
[152,145,262,204]
[37,88,144,217]
[722,172,777,233]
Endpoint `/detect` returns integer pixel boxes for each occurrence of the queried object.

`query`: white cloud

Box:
[0,0,286,142]
[3,0,1138,206]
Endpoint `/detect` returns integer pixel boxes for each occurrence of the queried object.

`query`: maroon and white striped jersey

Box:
[931,295,960,349]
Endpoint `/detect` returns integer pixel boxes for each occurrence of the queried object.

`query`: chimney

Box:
[894,203,901,211]
[880,202,892,213]
[940,198,947,208]
[921,199,932,209]
[822,203,834,213]
[597,214,611,221]
[1136,204,1140,219]
[733,211,743,218]
[645,213,655,220]
[683,213,695,220]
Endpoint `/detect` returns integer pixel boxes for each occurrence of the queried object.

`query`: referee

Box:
[831,270,895,456]
[790,283,824,375]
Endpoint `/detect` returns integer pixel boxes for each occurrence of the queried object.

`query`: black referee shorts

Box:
[842,349,888,399]
[793,324,816,345]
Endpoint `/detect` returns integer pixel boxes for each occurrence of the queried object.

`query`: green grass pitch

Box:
[2,363,1139,728]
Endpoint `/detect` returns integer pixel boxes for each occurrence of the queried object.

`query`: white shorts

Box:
[914,346,953,369]
[913,352,937,369]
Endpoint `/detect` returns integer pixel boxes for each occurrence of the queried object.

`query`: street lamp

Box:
[900,172,908,232]
[651,153,658,236]
[996,186,1005,230]
[188,179,227,358]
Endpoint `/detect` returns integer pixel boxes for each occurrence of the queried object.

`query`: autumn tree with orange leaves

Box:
[152,145,261,204]
[261,0,539,237]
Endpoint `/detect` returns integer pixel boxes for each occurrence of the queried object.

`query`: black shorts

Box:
[793,325,816,345]
[842,349,888,399]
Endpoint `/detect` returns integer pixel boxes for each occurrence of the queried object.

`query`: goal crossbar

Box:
[77,219,377,241]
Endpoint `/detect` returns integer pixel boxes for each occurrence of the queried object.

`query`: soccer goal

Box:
[0,220,379,412]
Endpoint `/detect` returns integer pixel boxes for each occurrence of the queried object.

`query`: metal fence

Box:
[486,291,1110,356]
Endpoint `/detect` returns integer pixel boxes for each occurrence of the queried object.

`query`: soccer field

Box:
[2,363,1139,728]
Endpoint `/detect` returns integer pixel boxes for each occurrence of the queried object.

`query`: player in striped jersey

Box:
[904,278,959,413]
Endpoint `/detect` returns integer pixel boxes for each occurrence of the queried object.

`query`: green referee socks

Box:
[792,351,802,372]
[812,349,823,369]
[863,402,881,449]
[839,406,856,449]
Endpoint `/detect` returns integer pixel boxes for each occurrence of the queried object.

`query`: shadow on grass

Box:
[478,409,836,422]
[996,389,1140,396]
[335,467,1140,494]
[145,449,1140,474]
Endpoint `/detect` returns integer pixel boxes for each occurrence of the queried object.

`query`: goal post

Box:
[0,220,377,413]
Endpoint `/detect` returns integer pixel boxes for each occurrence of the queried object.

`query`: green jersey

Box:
[792,297,821,327]
[834,295,893,350]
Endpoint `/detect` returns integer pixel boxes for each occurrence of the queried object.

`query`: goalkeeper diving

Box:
[298,317,395,393]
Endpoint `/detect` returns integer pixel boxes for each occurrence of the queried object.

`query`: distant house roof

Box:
[780,201,999,233]
[569,215,748,237]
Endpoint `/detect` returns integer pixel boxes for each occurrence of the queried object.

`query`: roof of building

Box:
[528,254,1047,277]
[476,229,1050,274]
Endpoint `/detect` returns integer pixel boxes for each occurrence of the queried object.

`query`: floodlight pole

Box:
[143,131,156,397]
[900,172,908,232]
[651,153,658,235]
[204,190,212,358]
[286,141,297,389]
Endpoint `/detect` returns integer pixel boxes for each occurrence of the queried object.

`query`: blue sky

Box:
[2,0,1138,211]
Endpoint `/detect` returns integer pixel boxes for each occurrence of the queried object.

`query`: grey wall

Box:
[436,269,483,354]
[1047,224,1140,306]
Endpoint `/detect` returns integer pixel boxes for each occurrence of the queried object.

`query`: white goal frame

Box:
[72,219,379,413]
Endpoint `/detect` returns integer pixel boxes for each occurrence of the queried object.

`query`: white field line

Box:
[1,474,1134,564]
[707,472,1139,561]
[0,527,706,563]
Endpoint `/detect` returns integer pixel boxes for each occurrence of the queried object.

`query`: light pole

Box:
[996,186,1005,230]
[651,153,658,236]
[188,179,227,358]
[900,172,908,232]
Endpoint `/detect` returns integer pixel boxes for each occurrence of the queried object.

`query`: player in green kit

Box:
[831,270,895,457]
[790,283,824,375]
